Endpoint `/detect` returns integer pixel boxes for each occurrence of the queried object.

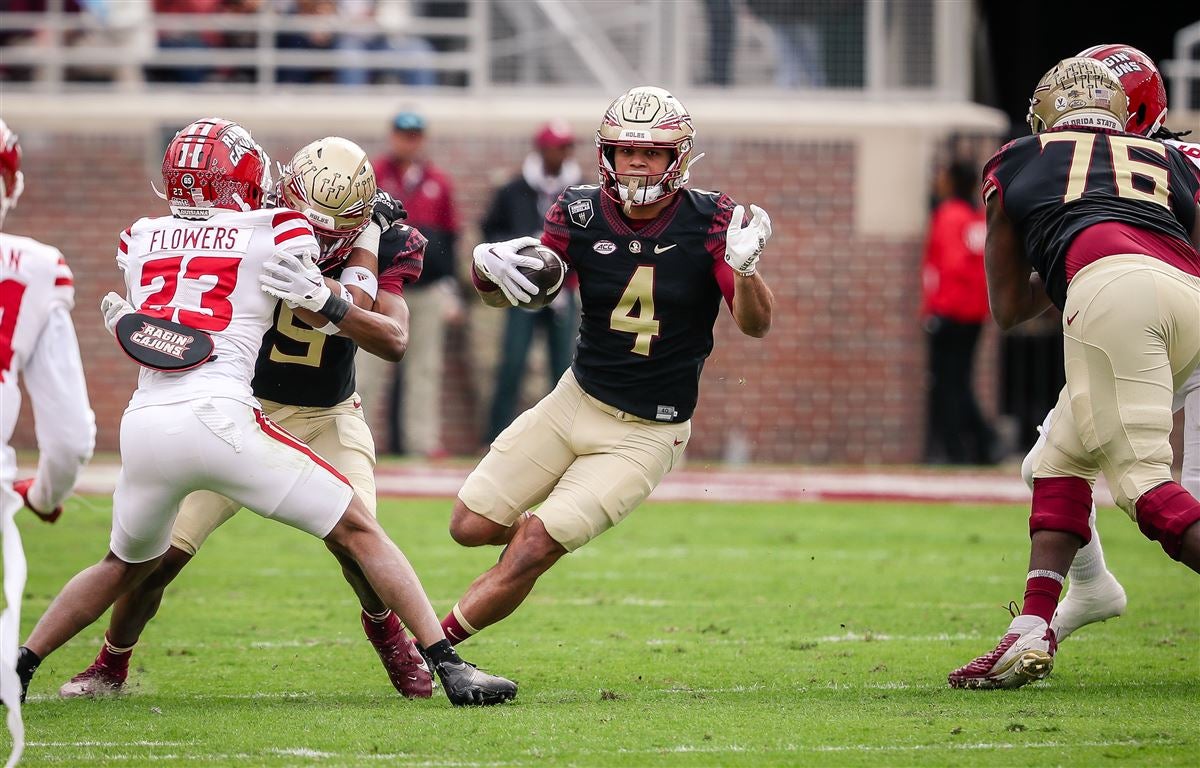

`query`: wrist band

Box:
[340,266,378,301]
[318,292,352,326]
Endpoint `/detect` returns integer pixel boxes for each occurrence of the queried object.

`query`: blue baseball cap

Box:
[392,111,426,132]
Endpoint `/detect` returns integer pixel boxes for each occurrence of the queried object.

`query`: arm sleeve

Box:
[706,194,736,309]
[23,305,96,512]
[378,225,427,296]
[541,193,572,266]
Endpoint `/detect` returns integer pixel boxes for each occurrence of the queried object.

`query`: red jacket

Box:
[920,198,989,323]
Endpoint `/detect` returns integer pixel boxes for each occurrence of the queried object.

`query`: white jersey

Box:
[118,207,318,410]
[0,233,94,507]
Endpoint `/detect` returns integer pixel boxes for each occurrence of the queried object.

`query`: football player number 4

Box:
[139,255,241,332]
[610,265,660,356]
[0,278,27,380]
[1040,131,1170,207]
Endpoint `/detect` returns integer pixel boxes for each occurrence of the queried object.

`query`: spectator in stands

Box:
[365,111,462,457]
[920,159,997,465]
[481,120,582,444]
[152,0,223,84]
[276,0,339,84]
[336,0,436,86]
[746,0,830,88]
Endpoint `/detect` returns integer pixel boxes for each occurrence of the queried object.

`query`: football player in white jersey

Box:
[1019,46,1200,644]
[13,118,516,707]
[0,118,96,767]
[57,137,436,701]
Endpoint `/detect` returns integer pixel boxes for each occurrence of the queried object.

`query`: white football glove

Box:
[472,235,544,306]
[724,204,772,276]
[259,250,330,312]
[100,291,134,336]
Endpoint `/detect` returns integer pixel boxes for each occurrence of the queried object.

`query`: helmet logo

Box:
[625,92,662,122]
[181,173,195,187]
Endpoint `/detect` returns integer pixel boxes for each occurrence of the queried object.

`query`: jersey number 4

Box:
[1039,131,1170,208]
[139,255,241,332]
[610,265,660,356]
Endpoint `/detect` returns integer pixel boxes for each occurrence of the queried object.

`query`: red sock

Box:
[99,634,133,671]
[361,609,403,645]
[440,607,476,646]
[1021,571,1065,624]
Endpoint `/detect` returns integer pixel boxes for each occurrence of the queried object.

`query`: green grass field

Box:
[5,495,1197,766]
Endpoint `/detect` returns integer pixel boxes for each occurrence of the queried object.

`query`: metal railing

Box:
[0,0,977,100]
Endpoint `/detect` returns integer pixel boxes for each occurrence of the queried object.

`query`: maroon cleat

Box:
[361,611,434,699]
[59,657,128,698]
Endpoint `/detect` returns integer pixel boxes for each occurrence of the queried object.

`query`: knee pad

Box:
[1030,477,1093,542]
[1134,481,1200,560]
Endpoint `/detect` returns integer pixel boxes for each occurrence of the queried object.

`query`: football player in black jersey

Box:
[434,86,775,649]
[949,58,1200,690]
[59,138,517,705]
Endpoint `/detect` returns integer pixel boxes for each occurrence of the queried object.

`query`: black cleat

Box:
[434,660,517,706]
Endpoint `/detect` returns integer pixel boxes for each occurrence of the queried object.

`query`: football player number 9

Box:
[1039,131,1170,208]
[268,305,326,367]
[610,265,660,356]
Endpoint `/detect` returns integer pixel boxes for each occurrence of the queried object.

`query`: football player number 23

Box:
[139,255,241,332]
[610,265,660,356]
[1039,131,1170,208]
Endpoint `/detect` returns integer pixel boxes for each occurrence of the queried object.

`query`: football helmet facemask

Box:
[1077,44,1167,136]
[160,117,271,219]
[278,137,377,272]
[0,119,25,227]
[596,85,701,213]
[1027,57,1129,135]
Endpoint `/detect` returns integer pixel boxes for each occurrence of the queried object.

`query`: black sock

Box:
[419,639,462,667]
[17,646,41,702]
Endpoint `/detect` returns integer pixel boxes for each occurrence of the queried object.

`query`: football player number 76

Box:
[610,265,660,356]
[1039,131,1170,208]
[139,254,241,332]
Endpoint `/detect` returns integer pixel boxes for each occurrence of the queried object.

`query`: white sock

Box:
[1067,504,1110,585]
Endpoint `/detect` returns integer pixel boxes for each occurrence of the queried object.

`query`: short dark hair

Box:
[947,160,978,202]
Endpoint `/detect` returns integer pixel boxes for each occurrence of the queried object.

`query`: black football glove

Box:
[371,190,408,230]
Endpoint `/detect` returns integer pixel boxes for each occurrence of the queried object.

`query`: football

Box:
[515,244,567,309]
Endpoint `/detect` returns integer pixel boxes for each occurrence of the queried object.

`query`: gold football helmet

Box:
[278,136,377,270]
[596,85,701,212]
[1027,57,1129,135]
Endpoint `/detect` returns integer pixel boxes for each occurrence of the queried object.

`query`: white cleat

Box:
[948,614,1057,690]
[1051,573,1127,641]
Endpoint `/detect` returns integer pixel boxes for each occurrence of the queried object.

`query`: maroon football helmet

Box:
[1078,44,1168,136]
[0,119,24,226]
[161,118,271,219]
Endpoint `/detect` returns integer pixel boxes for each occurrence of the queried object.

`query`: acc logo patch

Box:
[593,240,617,255]
[568,198,594,228]
[629,240,642,254]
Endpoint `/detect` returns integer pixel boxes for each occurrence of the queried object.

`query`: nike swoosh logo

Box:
[1066,311,1079,326]
[673,438,684,446]
[654,244,677,254]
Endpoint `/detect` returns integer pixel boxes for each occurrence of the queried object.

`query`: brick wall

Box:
[7,129,1000,464]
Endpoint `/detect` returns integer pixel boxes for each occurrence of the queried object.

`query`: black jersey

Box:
[542,186,736,423]
[251,224,425,407]
[983,127,1200,309]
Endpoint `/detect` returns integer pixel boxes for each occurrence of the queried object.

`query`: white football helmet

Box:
[0,119,25,227]
[596,86,701,212]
